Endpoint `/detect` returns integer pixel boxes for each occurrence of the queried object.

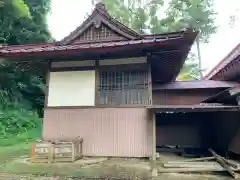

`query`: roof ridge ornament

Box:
[95,2,107,12]
[92,16,102,28]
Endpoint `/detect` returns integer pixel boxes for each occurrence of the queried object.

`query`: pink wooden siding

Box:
[43,108,152,157]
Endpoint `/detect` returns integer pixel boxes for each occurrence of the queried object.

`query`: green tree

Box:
[0,0,53,45]
[165,0,217,78]
[0,0,31,18]
[93,0,217,80]
[177,53,201,80]
[0,0,52,137]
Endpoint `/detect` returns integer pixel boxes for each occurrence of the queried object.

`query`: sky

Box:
[47,0,240,75]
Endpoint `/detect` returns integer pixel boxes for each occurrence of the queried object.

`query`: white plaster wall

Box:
[48,70,95,107]
[99,57,147,66]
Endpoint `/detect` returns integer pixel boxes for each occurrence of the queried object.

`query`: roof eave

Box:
[204,42,240,80]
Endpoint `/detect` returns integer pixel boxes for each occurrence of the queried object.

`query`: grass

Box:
[0,147,150,178]
[0,142,30,161]
[0,127,41,146]
[0,130,231,179]
[1,161,150,178]
[0,130,150,178]
[0,129,40,161]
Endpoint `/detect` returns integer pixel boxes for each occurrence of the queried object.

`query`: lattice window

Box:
[99,69,150,105]
[79,24,121,42]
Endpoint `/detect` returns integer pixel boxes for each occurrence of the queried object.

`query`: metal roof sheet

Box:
[153,80,240,90]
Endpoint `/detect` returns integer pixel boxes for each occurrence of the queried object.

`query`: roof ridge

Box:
[59,3,141,45]
[204,42,240,79]
[96,5,140,37]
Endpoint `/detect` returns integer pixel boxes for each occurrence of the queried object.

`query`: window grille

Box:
[99,69,150,105]
[79,24,117,41]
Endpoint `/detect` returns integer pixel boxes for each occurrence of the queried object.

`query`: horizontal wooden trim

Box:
[99,57,147,66]
[99,63,148,71]
[72,37,125,44]
[49,55,148,63]
[49,64,148,72]
[51,60,96,68]
[50,66,96,72]
[45,105,148,109]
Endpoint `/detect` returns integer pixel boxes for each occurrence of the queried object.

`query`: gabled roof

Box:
[0,3,198,83]
[204,42,240,80]
[60,3,141,45]
[0,29,196,56]
[152,80,239,90]
[0,2,197,57]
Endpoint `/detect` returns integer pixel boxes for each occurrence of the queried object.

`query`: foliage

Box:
[164,0,216,43]
[0,0,53,45]
[0,101,42,137]
[93,0,217,80]
[0,129,40,146]
[0,62,45,116]
[0,0,31,18]
[0,63,43,137]
[95,0,216,40]
[0,0,52,138]
[177,53,201,80]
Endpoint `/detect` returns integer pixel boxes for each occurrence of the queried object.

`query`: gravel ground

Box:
[0,175,138,180]
[0,154,239,180]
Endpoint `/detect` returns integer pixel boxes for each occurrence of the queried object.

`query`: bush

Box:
[0,102,42,138]
[0,128,41,146]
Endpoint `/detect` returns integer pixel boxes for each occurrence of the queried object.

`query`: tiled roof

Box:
[0,33,184,55]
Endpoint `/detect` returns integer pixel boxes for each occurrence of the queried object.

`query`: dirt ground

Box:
[1,152,239,180]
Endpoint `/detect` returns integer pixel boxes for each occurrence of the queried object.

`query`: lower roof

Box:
[204,42,240,81]
[149,104,240,113]
[152,80,239,90]
[203,86,240,104]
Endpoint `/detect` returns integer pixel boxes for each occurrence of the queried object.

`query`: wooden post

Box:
[236,96,240,105]
[152,111,156,161]
[48,144,53,163]
[95,60,100,105]
[151,111,157,176]
[31,143,35,162]
[72,142,75,162]
[147,57,152,105]
[80,139,83,158]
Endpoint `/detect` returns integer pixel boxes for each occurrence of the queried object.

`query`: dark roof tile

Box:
[0,34,185,54]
